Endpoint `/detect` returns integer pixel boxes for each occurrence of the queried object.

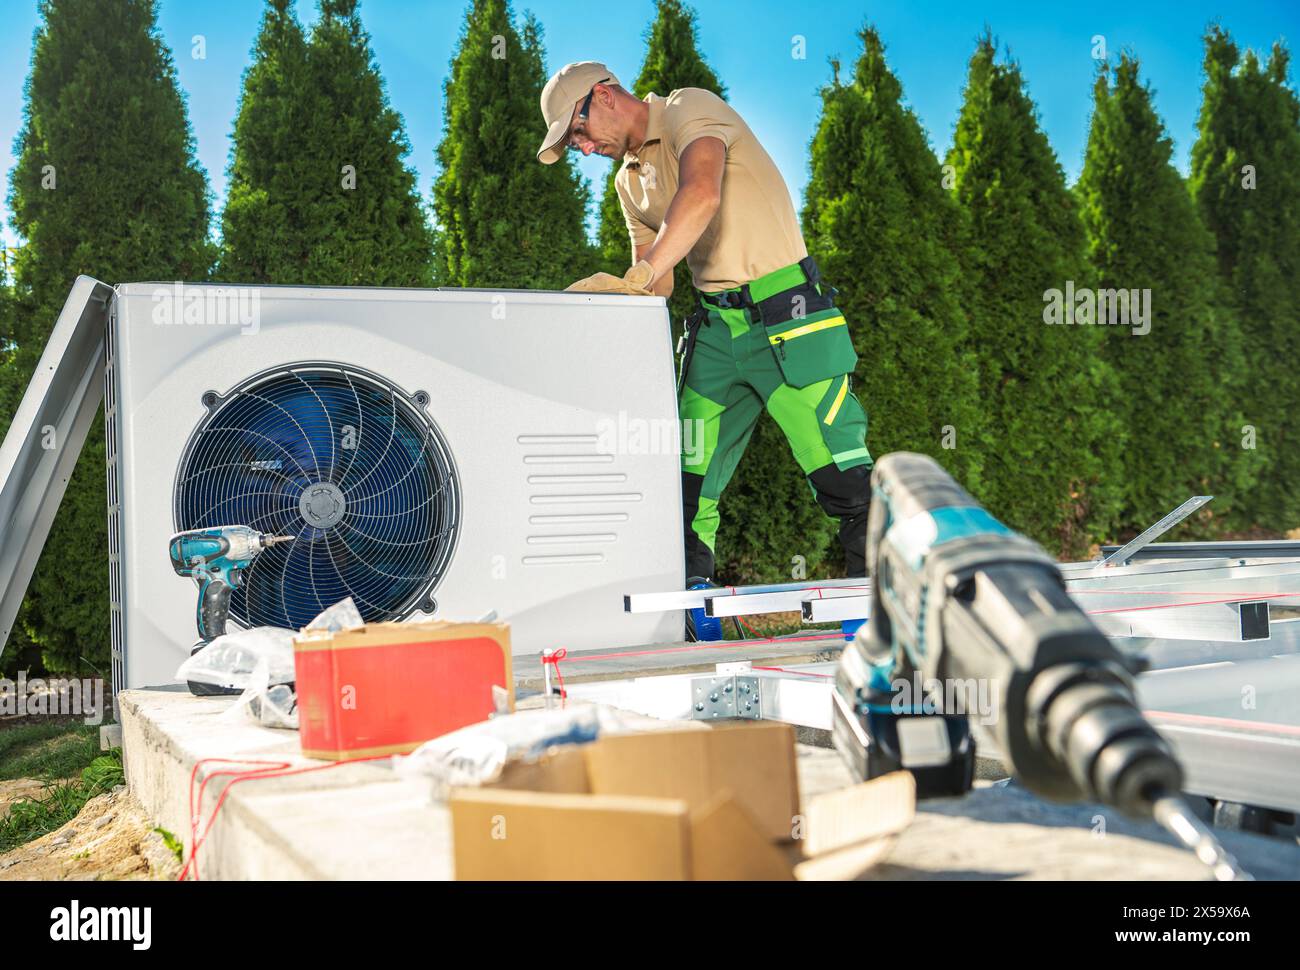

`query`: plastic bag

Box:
[175,598,365,725]
[225,598,360,729]
[304,596,365,632]
[173,626,295,728]
[246,683,299,730]
[176,626,297,692]
[394,704,641,800]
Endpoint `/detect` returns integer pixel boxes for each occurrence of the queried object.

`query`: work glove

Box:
[565,259,655,295]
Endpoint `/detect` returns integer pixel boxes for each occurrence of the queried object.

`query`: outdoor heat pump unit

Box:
[0,277,685,691]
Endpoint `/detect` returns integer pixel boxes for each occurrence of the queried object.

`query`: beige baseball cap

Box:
[537,61,620,164]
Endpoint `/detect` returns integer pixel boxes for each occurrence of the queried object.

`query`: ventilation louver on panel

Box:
[173,363,460,629]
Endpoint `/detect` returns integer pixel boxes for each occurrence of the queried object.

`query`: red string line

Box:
[538,612,845,689]
[1144,709,1300,738]
[181,754,389,881]
[538,584,1300,690]
[751,664,834,678]
[1084,592,1300,615]
[1068,588,1298,595]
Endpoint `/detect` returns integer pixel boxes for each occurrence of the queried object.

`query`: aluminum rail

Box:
[707,582,870,618]
[1098,541,1300,562]
[624,576,868,614]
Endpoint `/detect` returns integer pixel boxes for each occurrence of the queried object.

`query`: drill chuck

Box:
[1027,661,1182,817]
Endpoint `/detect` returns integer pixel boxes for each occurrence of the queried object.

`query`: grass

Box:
[153,826,184,865]
[0,719,122,854]
[721,613,844,640]
[0,721,100,781]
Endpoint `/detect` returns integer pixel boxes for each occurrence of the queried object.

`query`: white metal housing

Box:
[106,282,684,689]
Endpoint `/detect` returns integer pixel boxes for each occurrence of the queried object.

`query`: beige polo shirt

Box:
[613,88,808,293]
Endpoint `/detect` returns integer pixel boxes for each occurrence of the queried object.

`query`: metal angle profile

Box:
[803,594,871,623]
[1095,495,1213,570]
[623,576,869,614]
[707,581,872,618]
[0,276,113,657]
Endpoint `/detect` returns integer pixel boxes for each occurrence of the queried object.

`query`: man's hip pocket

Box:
[765,308,858,388]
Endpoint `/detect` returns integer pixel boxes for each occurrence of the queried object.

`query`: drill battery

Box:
[833,634,975,798]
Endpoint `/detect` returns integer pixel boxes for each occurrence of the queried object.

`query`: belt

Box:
[697,256,828,325]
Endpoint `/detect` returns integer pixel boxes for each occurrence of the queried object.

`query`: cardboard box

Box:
[449,721,914,880]
[294,620,513,761]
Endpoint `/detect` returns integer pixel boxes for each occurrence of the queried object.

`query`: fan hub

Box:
[299,482,347,530]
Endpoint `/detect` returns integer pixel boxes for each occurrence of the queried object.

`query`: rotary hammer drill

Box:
[834,453,1247,878]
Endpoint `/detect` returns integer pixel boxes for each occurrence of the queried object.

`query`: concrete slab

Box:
[119,676,1300,880]
[796,745,1300,881]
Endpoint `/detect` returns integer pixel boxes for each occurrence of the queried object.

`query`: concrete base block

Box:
[118,678,1300,881]
[119,686,454,880]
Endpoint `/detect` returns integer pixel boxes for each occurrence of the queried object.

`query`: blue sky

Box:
[0,0,1296,249]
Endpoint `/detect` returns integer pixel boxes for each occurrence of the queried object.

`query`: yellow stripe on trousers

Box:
[767,316,846,344]
[824,375,850,426]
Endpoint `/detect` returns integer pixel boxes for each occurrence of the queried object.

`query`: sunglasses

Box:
[568,77,611,149]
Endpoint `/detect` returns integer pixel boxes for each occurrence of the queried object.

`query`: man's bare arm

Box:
[638,137,725,291]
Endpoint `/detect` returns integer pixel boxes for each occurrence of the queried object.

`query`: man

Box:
[536,61,873,623]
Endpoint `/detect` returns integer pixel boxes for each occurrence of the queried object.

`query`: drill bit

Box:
[1152,794,1253,881]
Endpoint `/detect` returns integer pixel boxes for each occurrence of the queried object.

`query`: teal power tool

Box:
[834,453,1250,879]
[168,525,294,696]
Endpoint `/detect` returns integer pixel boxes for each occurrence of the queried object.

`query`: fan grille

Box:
[174,363,459,630]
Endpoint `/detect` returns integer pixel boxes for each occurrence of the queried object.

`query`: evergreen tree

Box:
[432,0,593,288]
[1189,27,1300,529]
[1076,54,1254,534]
[0,255,15,430]
[802,28,983,491]
[4,0,214,673]
[218,0,313,282]
[947,34,1124,557]
[220,0,432,285]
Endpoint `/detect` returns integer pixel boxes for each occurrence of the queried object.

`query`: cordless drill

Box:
[169,525,294,696]
[834,453,1248,878]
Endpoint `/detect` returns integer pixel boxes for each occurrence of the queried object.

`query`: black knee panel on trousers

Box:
[681,471,714,580]
[808,463,872,577]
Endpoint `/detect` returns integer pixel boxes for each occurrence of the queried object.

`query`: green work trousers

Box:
[679,260,873,579]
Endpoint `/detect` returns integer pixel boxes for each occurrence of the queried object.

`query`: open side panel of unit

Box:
[0,275,113,659]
